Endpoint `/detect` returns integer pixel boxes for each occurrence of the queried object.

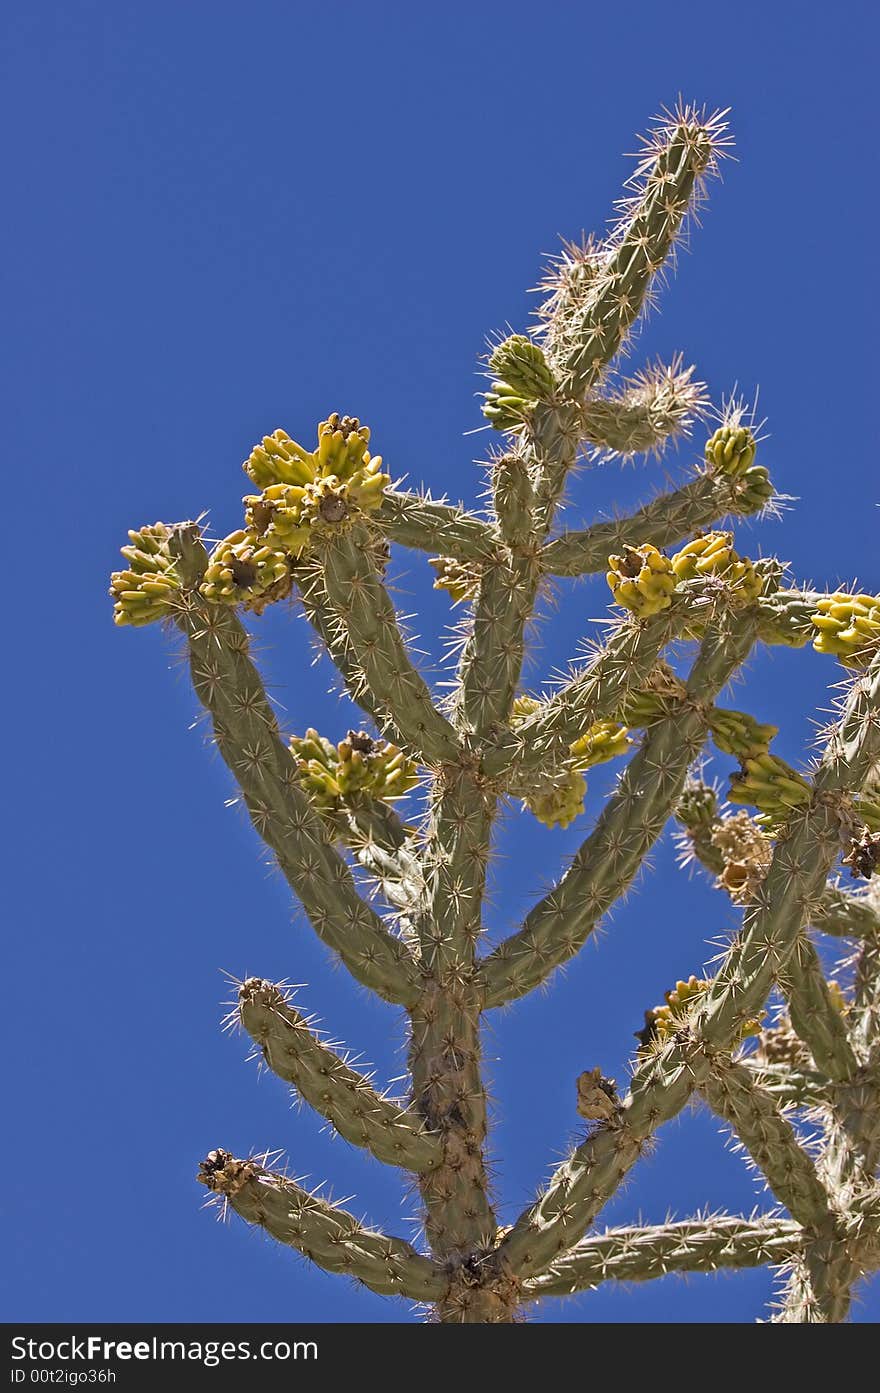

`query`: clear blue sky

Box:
[4,1,877,1323]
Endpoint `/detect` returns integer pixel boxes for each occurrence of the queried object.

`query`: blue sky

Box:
[3,2,877,1323]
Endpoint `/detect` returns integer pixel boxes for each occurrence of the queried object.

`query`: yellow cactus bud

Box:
[569,720,631,770]
[638,974,763,1052]
[671,531,762,608]
[200,530,292,611]
[811,592,880,668]
[606,544,677,617]
[708,707,778,759]
[727,753,811,828]
[523,769,588,829]
[289,728,419,814]
[110,522,181,626]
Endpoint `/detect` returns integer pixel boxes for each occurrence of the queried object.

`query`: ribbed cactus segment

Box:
[289,728,418,813]
[491,451,536,547]
[199,530,291,610]
[482,335,555,430]
[781,941,859,1083]
[699,1058,837,1229]
[708,707,778,759]
[551,106,725,395]
[484,618,759,1005]
[198,1150,445,1300]
[704,423,757,479]
[811,592,880,668]
[606,543,677,617]
[578,357,707,459]
[109,523,181,626]
[727,753,812,828]
[429,555,482,603]
[541,469,774,579]
[522,1216,802,1298]
[374,490,499,563]
[237,978,441,1171]
[320,528,460,764]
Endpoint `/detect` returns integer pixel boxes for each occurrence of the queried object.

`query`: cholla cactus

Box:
[111,104,880,1323]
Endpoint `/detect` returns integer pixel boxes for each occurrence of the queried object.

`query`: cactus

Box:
[110,104,880,1323]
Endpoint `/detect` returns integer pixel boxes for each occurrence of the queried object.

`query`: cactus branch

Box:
[521,1215,802,1298]
[484,615,758,1005]
[779,936,860,1083]
[237,979,441,1172]
[198,1150,445,1301]
[376,490,499,564]
[319,528,460,764]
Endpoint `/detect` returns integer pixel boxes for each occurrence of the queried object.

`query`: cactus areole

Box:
[112,104,880,1323]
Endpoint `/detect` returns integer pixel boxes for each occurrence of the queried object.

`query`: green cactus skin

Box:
[699,1056,837,1228]
[113,110,880,1323]
[521,1216,803,1298]
[237,979,441,1171]
[484,617,758,1005]
[197,1150,445,1301]
[541,470,772,578]
[319,527,460,764]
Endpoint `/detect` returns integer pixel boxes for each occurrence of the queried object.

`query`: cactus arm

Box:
[375,489,499,564]
[779,936,861,1083]
[699,1056,836,1228]
[575,357,707,459]
[548,110,723,400]
[197,1150,445,1301]
[483,617,758,1006]
[495,654,880,1279]
[520,1216,802,1298]
[455,555,539,736]
[294,559,402,739]
[319,528,460,764]
[169,530,419,1007]
[814,885,880,939]
[746,1064,830,1108]
[237,979,441,1172]
[853,926,880,1060]
[482,609,677,784]
[541,473,763,579]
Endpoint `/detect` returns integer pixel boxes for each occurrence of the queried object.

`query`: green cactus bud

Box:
[708,707,778,760]
[569,719,631,770]
[109,522,181,626]
[606,543,678,617]
[289,728,419,814]
[199,530,292,610]
[429,556,482,603]
[676,780,719,833]
[811,592,880,669]
[704,423,757,480]
[488,335,556,400]
[727,753,812,828]
[523,768,588,829]
[492,451,535,546]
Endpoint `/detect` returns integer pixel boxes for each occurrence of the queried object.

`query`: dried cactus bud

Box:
[576,1067,619,1122]
[755,1019,809,1068]
[110,522,181,626]
[523,768,588,829]
[671,532,762,608]
[569,720,631,770]
[429,556,482,603]
[842,828,880,880]
[704,423,757,479]
[200,530,292,609]
[708,708,778,760]
[488,335,556,400]
[811,592,880,669]
[727,753,812,829]
[606,543,677,617]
